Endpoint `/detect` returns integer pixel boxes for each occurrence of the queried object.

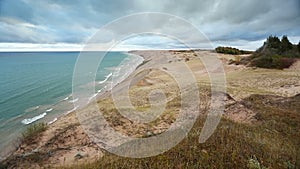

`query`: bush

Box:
[251,55,296,69]
[22,123,47,144]
[215,46,252,55]
[278,57,296,69]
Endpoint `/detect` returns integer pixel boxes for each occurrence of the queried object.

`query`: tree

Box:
[280,35,293,53]
[266,35,281,49]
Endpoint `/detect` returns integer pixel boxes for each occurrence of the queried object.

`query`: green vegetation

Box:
[21,123,47,144]
[215,46,252,55]
[248,35,300,69]
[247,155,268,169]
[0,123,80,168]
[216,36,300,69]
[60,94,300,169]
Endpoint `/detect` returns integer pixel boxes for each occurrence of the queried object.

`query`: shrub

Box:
[251,55,296,69]
[22,123,47,144]
[215,46,252,55]
[278,57,296,69]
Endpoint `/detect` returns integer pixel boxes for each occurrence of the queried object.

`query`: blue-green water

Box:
[0,51,143,159]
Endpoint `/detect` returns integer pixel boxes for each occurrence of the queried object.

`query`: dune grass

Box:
[59,94,300,169]
[21,123,47,144]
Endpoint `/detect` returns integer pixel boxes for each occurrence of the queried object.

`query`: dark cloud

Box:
[0,0,299,49]
[208,0,272,23]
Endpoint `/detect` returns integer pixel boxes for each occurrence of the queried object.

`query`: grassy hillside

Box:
[60,93,300,169]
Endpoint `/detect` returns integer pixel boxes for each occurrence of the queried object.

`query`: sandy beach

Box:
[2,50,300,168]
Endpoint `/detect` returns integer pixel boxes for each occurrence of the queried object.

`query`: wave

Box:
[69,98,79,103]
[88,93,98,103]
[62,94,72,101]
[64,106,79,115]
[98,72,112,84]
[46,108,53,112]
[110,53,144,88]
[48,118,57,125]
[21,112,47,125]
[25,106,40,113]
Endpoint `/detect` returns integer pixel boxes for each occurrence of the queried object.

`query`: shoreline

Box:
[23,51,145,126]
[0,51,145,162]
[0,50,171,165]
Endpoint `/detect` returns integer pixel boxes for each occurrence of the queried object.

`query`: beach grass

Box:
[58,93,300,169]
[21,123,47,144]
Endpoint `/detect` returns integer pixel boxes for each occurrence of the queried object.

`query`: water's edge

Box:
[0,52,145,161]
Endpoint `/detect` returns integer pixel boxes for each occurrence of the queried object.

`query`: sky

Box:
[0,0,299,51]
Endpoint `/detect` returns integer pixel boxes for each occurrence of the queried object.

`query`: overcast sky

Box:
[0,0,299,51]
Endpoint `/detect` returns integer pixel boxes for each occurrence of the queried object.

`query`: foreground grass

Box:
[60,94,300,169]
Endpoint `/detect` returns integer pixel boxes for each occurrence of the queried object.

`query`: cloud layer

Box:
[0,0,299,50]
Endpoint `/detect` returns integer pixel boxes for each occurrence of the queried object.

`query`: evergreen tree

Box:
[280,35,293,53]
[266,35,281,49]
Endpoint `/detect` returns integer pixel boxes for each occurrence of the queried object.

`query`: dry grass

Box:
[21,123,48,144]
[58,94,300,169]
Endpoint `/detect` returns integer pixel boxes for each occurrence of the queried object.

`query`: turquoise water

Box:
[0,51,143,159]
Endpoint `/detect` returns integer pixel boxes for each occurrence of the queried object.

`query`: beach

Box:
[2,50,300,168]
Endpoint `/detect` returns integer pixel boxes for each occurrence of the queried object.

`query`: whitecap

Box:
[64,106,79,115]
[48,118,57,125]
[69,98,79,103]
[98,72,112,84]
[25,105,40,113]
[46,108,53,112]
[21,112,47,125]
[88,93,98,102]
